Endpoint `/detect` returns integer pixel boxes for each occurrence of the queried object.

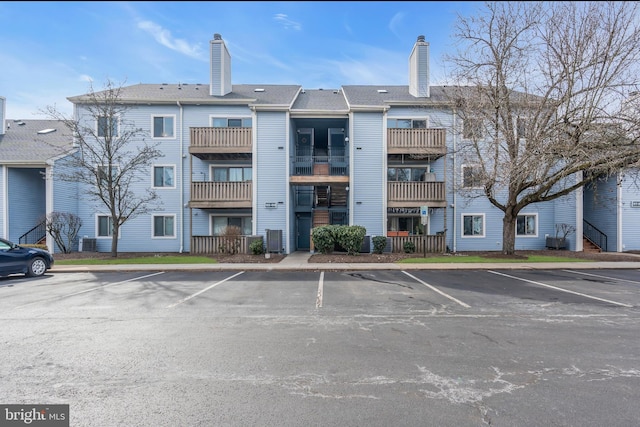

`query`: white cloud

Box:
[137,20,206,60]
[273,14,302,31]
[79,74,93,83]
[389,12,405,38]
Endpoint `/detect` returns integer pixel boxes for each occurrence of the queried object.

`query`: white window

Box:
[462,214,485,237]
[462,164,482,188]
[211,216,252,236]
[97,215,115,238]
[153,215,176,238]
[463,118,483,140]
[516,214,537,237]
[387,118,427,129]
[387,167,427,182]
[211,117,252,128]
[97,116,119,138]
[211,166,252,182]
[153,116,175,138]
[97,165,119,187]
[153,165,175,188]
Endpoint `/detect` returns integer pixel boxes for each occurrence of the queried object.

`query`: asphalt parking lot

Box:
[2,268,639,427]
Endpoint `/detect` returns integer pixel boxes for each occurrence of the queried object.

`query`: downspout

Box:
[177,101,184,253]
[1,166,7,238]
[617,173,623,252]
[452,108,457,253]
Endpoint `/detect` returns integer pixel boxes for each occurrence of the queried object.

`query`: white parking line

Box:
[489,271,633,308]
[166,271,244,308]
[563,270,640,285]
[316,272,324,309]
[402,271,471,308]
[14,272,166,309]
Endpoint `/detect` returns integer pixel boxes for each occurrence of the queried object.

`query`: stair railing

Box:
[19,221,47,245]
[583,219,607,252]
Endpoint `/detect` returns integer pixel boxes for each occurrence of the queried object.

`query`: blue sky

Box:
[1,1,479,120]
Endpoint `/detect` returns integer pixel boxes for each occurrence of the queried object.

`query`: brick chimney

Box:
[210,33,232,96]
[409,35,429,98]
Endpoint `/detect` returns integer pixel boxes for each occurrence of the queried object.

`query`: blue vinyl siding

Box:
[351,112,384,236]
[0,166,5,238]
[584,177,618,252]
[7,168,45,243]
[255,111,288,251]
[621,171,640,251]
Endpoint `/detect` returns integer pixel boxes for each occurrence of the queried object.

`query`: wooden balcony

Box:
[189,127,252,155]
[190,181,252,208]
[387,128,446,156]
[387,181,446,207]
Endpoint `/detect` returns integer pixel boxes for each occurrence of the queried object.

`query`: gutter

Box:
[177,101,184,253]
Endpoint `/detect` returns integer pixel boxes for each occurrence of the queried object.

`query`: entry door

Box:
[296,214,312,250]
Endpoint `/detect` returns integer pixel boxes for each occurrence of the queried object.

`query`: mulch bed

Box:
[53,250,640,263]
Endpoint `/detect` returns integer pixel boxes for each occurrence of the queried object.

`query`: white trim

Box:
[515,212,538,238]
[461,213,485,238]
[151,164,177,189]
[150,114,177,139]
[151,213,177,239]
[461,163,483,189]
[95,214,119,239]
[1,166,7,239]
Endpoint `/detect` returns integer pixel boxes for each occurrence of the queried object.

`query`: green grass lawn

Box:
[55,256,218,265]
[398,255,591,263]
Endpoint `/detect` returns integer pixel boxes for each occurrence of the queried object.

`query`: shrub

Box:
[403,241,416,253]
[312,226,335,254]
[335,225,366,256]
[218,226,242,254]
[372,235,387,254]
[249,237,264,255]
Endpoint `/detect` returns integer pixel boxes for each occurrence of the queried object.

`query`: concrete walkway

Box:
[51,251,640,273]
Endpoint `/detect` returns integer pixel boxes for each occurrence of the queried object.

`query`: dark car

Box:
[0,237,54,277]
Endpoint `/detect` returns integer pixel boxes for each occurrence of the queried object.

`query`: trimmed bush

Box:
[335,225,366,256]
[249,237,264,255]
[312,226,335,254]
[403,241,416,253]
[372,236,387,254]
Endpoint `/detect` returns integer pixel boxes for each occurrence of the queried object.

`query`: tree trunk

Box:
[110,225,119,257]
[502,213,516,255]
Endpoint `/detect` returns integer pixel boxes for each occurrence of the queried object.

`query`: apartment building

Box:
[7,34,626,254]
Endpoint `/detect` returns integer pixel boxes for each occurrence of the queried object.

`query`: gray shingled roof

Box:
[68,84,302,108]
[0,119,74,164]
[291,89,349,112]
[341,85,455,107]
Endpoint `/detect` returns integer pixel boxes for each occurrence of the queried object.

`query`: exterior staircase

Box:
[313,210,330,227]
[583,237,602,253]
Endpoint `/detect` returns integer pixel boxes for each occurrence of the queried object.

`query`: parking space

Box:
[2,268,637,317]
[2,268,639,426]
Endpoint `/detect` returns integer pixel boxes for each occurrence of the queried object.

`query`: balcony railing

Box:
[387,181,446,207]
[292,156,349,176]
[191,235,250,254]
[190,127,252,153]
[387,128,447,156]
[190,181,252,208]
[389,235,446,253]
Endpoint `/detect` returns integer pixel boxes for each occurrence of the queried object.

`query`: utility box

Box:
[265,229,283,254]
[80,238,97,252]
[360,235,371,253]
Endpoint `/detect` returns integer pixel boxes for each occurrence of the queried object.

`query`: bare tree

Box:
[443,1,640,254]
[44,79,163,257]
[45,211,82,254]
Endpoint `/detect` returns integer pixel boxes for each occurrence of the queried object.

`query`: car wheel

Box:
[27,257,47,277]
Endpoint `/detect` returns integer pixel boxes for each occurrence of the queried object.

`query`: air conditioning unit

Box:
[360,235,371,253]
[81,238,97,252]
[265,229,283,254]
